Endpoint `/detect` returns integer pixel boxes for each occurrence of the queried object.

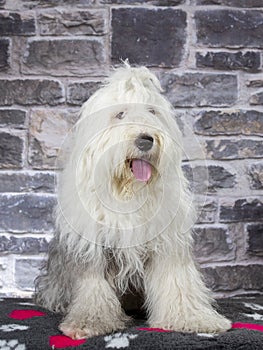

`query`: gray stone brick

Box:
[0,12,35,35]
[102,0,184,3]
[184,164,236,193]
[28,109,78,169]
[0,235,48,253]
[197,200,217,224]
[196,0,263,6]
[0,0,5,7]
[22,0,95,7]
[38,9,106,36]
[249,91,263,105]
[208,166,236,192]
[0,39,9,71]
[220,198,263,223]
[0,109,26,128]
[206,139,263,160]
[195,10,263,48]
[15,258,43,291]
[203,265,263,292]
[195,110,263,136]
[247,224,263,256]
[246,80,263,88]
[111,8,186,67]
[161,73,237,107]
[196,51,260,73]
[194,227,234,262]
[0,132,23,169]
[0,172,56,193]
[0,79,64,106]
[0,194,55,232]
[22,39,107,76]
[67,81,101,106]
[248,162,263,190]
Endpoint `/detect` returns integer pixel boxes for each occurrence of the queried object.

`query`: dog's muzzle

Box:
[135,134,154,152]
[130,134,154,183]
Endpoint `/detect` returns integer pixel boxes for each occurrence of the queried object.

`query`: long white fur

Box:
[35,63,231,339]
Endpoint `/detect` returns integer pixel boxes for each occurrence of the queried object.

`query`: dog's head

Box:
[57,64,195,248]
[73,66,183,202]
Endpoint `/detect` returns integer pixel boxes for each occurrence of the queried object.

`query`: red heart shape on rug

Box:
[9,309,46,320]
[49,335,86,348]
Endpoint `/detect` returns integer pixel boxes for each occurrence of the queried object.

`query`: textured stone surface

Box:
[0,132,23,169]
[22,39,107,76]
[196,51,260,73]
[0,79,64,106]
[247,224,263,256]
[0,0,262,297]
[194,227,234,262]
[67,81,101,106]
[197,0,263,6]
[248,162,263,190]
[184,164,236,193]
[0,38,9,71]
[21,0,95,7]
[249,91,263,105]
[206,139,263,160]
[196,200,217,224]
[0,235,48,253]
[0,12,35,35]
[102,0,184,3]
[38,9,106,36]
[112,8,186,67]
[195,110,263,136]
[0,172,56,193]
[161,73,237,107]
[0,109,26,128]
[203,265,263,292]
[207,166,236,192]
[195,10,263,48]
[0,194,55,232]
[28,109,78,169]
[246,80,263,88]
[220,198,263,223]
[15,259,43,291]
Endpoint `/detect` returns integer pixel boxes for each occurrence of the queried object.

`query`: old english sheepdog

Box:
[35,63,231,339]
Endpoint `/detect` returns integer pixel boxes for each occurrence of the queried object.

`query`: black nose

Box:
[135,134,154,152]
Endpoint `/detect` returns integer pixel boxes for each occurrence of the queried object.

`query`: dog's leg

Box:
[35,239,72,314]
[59,270,129,339]
[144,253,231,333]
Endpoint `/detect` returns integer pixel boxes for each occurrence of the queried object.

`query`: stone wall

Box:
[0,0,262,298]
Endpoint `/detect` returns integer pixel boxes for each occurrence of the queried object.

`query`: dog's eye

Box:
[149,109,156,115]
[115,112,125,119]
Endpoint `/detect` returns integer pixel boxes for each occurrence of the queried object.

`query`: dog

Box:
[35,63,231,339]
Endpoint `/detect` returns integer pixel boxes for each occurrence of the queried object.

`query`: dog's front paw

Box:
[59,317,128,340]
[59,321,100,339]
[150,314,231,334]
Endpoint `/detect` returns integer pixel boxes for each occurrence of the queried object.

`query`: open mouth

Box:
[129,159,152,182]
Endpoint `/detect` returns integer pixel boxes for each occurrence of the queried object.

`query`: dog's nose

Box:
[135,134,154,152]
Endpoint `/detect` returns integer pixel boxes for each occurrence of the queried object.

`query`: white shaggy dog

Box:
[35,64,231,339]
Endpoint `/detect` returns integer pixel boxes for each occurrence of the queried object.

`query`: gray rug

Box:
[0,295,263,349]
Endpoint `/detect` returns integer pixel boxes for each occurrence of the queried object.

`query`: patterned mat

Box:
[0,295,263,349]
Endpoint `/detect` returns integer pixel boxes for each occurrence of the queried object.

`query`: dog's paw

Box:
[150,314,231,334]
[197,315,232,333]
[59,317,128,340]
[59,322,100,339]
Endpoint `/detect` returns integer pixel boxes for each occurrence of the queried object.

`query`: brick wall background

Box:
[0,0,262,298]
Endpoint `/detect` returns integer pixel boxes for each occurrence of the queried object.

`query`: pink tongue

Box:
[132,159,152,182]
